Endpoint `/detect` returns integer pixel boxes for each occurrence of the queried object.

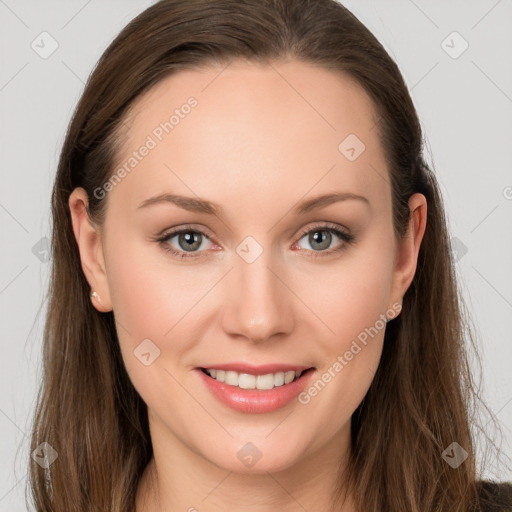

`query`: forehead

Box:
[108,59,389,217]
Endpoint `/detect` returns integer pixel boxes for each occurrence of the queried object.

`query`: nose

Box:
[219,245,294,344]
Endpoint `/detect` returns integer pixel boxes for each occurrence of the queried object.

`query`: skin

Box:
[69,59,427,511]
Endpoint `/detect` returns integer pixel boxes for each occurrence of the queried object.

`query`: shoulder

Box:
[478,480,512,511]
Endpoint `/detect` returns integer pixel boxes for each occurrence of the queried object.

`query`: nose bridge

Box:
[221,236,293,342]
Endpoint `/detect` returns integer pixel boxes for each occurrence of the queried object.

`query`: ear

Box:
[68,187,112,312]
[388,192,427,314]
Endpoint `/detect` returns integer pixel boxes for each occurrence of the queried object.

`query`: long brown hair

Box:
[26,0,508,510]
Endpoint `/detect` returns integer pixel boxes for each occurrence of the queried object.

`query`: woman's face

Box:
[70,59,425,474]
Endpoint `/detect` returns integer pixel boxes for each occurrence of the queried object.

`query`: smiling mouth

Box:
[199,367,315,390]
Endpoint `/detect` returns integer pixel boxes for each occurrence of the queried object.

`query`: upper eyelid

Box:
[296,222,349,237]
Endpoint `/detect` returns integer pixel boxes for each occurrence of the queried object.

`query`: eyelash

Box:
[155,222,356,260]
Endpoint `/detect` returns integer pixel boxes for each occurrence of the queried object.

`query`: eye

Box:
[155,222,355,260]
[156,226,215,259]
[293,222,355,259]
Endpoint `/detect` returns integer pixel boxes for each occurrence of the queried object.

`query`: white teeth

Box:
[284,370,296,384]
[256,373,274,390]
[225,371,239,386]
[239,373,257,389]
[274,372,285,386]
[204,368,308,389]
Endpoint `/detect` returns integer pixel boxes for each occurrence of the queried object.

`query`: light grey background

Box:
[1,0,511,509]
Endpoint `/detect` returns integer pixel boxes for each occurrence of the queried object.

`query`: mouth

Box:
[199,366,316,390]
[197,365,317,413]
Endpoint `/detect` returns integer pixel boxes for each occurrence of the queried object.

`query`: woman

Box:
[28,0,512,510]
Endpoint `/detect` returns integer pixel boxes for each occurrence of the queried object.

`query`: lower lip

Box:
[196,368,316,413]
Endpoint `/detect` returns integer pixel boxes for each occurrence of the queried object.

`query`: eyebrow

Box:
[137,191,369,216]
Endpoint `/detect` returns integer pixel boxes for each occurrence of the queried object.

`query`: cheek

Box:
[311,268,388,388]
[104,236,194,362]
[297,263,390,433]
[107,247,170,335]
[104,234,223,376]
[105,221,213,325]
[295,237,393,405]
[302,243,394,346]
[104,242,198,407]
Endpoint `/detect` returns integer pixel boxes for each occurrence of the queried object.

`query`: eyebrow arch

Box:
[137,193,221,215]
[294,192,370,214]
[137,191,369,216]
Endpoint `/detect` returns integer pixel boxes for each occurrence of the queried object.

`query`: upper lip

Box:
[198,362,315,375]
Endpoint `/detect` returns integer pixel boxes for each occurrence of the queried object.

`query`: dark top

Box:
[479,481,512,511]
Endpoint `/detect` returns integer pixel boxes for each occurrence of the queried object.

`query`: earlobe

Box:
[390,192,428,307]
[68,187,113,312]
